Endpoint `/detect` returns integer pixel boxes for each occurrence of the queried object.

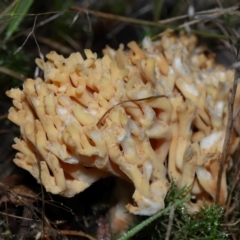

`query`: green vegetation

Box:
[123,182,228,240]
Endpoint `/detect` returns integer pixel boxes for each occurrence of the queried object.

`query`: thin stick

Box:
[221,219,240,227]
[69,5,238,41]
[225,164,240,218]
[0,12,64,46]
[59,230,96,240]
[70,6,165,28]
[0,114,8,121]
[215,38,240,204]
[96,95,167,127]
[0,66,25,81]
[34,35,73,55]
[165,206,175,240]
[0,0,19,20]
[0,211,33,221]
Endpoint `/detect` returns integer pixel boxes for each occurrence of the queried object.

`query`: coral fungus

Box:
[6,31,239,216]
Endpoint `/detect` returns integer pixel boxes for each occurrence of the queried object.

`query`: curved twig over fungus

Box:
[6,31,239,216]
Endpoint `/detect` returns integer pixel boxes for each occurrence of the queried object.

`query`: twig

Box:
[210,20,236,55]
[215,38,240,204]
[0,114,8,121]
[70,5,166,28]
[0,0,19,20]
[0,129,18,134]
[225,152,240,220]
[70,5,238,40]
[85,11,92,32]
[34,35,73,55]
[1,5,238,46]
[14,15,42,59]
[58,230,96,240]
[37,12,64,27]
[97,95,167,127]
[107,3,152,38]
[17,205,34,240]
[0,12,64,46]
[233,105,240,126]
[215,0,223,9]
[59,33,80,50]
[226,179,240,218]
[0,211,33,221]
[18,16,47,236]
[221,219,240,227]
[165,206,175,240]
[158,4,239,24]
[0,66,25,81]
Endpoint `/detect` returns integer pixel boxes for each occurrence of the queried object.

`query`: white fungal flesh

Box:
[196,166,212,181]
[144,161,153,182]
[182,81,199,96]
[134,195,163,215]
[56,106,68,115]
[200,132,222,150]
[64,157,79,164]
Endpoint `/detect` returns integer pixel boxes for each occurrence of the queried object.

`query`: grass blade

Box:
[116,196,190,240]
[6,0,33,38]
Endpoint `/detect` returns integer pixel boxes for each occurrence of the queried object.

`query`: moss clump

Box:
[125,182,228,240]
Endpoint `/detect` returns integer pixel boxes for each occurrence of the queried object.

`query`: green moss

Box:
[122,182,228,240]
[175,204,228,240]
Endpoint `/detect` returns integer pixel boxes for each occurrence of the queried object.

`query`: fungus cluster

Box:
[6,31,239,216]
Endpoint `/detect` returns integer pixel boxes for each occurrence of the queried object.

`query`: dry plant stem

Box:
[1,4,237,46]
[0,12,64,46]
[0,183,37,205]
[0,114,8,120]
[34,35,73,55]
[107,3,152,38]
[20,15,47,239]
[225,178,240,223]
[222,219,240,227]
[96,95,167,126]
[17,206,34,240]
[179,19,200,29]
[0,211,32,221]
[211,20,236,55]
[157,4,239,24]
[233,105,240,125]
[59,33,80,50]
[215,41,240,204]
[0,66,25,81]
[15,15,43,60]
[69,5,237,40]
[0,0,19,20]
[226,202,237,218]
[165,206,175,240]
[85,11,92,32]
[0,129,18,134]
[224,172,240,215]
[2,10,65,18]
[215,0,223,9]
[225,153,240,220]
[58,230,96,240]
[69,6,165,27]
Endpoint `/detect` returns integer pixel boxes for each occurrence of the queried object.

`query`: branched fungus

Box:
[7,31,239,216]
